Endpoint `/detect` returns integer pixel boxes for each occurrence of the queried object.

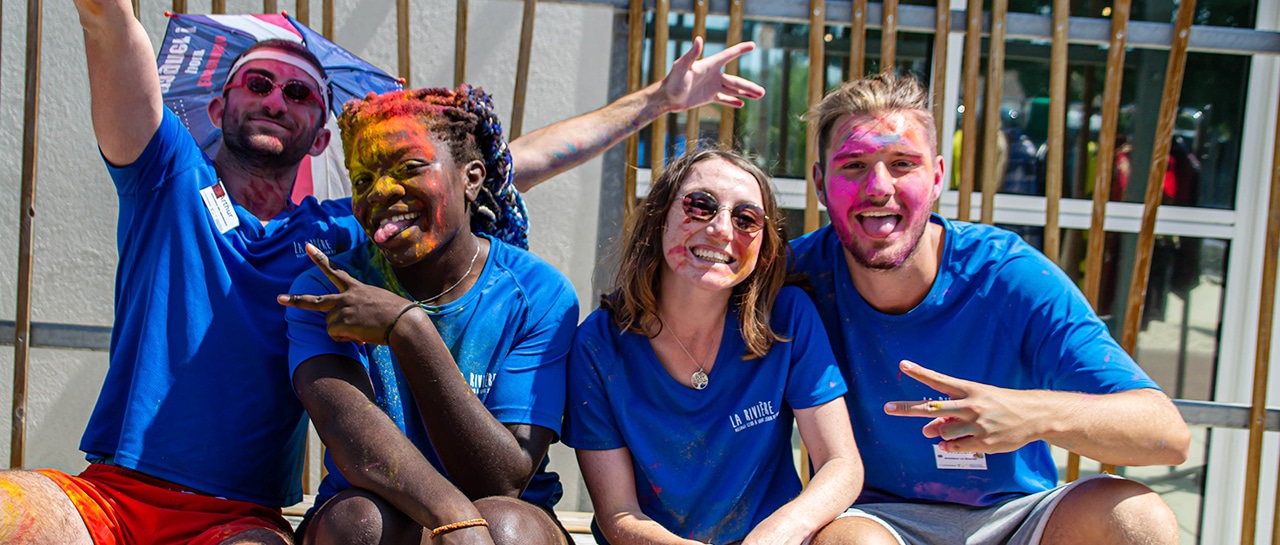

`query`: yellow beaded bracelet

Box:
[429,518,489,539]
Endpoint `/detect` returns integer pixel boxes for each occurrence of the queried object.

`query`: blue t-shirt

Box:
[286,236,579,513]
[788,215,1160,507]
[563,286,848,544]
[79,109,365,506]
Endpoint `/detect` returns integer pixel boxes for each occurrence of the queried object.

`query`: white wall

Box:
[0,0,614,508]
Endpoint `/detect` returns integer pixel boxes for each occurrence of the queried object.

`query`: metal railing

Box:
[6,0,1280,541]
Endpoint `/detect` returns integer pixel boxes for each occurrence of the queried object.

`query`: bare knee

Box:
[302,489,413,545]
[474,496,564,545]
[810,516,900,545]
[0,470,93,545]
[1042,477,1178,545]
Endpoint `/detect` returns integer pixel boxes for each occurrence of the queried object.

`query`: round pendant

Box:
[691,370,709,390]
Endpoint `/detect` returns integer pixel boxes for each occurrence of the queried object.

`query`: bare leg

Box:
[810,516,901,545]
[1040,477,1178,545]
[0,470,93,545]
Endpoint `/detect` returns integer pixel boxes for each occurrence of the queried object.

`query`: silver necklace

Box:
[416,241,481,305]
[667,328,714,390]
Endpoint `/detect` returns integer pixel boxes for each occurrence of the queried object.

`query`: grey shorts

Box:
[837,474,1118,545]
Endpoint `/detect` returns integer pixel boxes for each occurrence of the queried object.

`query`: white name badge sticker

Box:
[933,444,988,470]
[200,181,240,234]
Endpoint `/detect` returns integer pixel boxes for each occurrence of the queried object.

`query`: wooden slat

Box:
[212,0,225,14]
[397,0,410,84]
[880,0,898,73]
[718,0,744,148]
[11,0,43,470]
[172,0,186,14]
[1082,0,1131,308]
[264,0,277,15]
[685,0,708,147]
[930,0,949,154]
[978,0,1007,225]
[296,0,310,26]
[1069,0,1129,481]
[849,0,866,77]
[1109,0,1195,488]
[956,0,981,222]
[510,0,538,139]
[323,0,334,39]
[1256,74,1280,545]
[455,0,469,88]
[651,0,670,178]
[1043,0,1069,263]
[132,0,139,20]
[804,0,825,234]
[624,0,644,219]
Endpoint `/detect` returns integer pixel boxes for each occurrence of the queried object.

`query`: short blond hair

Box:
[804,73,936,165]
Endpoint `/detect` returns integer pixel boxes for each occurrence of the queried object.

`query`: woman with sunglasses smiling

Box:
[564,148,865,545]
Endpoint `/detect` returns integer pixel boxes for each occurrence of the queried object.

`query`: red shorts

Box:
[38,464,293,545]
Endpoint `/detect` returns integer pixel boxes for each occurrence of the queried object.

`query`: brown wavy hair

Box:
[601,147,788,359]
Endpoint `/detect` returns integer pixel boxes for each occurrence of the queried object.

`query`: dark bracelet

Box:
[384,302,422,345]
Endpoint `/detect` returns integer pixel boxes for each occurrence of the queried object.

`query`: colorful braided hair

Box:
[337,85,530,249]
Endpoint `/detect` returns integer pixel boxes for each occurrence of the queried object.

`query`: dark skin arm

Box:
[280,244,552,500]
[291,355,495,545]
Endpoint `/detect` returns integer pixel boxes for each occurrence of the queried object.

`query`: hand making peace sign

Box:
[278,243,418,346]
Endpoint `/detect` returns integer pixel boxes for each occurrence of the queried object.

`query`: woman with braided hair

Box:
[279,85,578,545]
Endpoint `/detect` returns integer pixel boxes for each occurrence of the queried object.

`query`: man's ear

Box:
[931,154,945,201]
[812,162,828,206]
[307,127,332,157]
[208,97,225,129]
[463,159,486,201]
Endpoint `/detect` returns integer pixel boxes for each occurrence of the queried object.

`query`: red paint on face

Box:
[659,158,766,293]
[818,112,943,270]
[347,116,470,267]
[217,60,327,164]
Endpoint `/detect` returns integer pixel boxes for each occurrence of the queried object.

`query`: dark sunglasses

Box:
[681,191,768,234]
[227,73,323,107]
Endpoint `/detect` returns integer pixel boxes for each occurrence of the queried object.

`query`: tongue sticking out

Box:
[373,217,418,244]
[860,214,899,238]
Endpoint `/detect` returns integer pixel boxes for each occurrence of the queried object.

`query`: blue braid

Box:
[460,85,529,250]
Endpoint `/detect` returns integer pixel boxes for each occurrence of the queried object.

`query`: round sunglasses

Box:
[226,73,323,107]
[681,191,768,234]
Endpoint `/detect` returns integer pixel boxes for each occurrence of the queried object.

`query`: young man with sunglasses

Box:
[0,0,763,540]
[790,74,1190,545]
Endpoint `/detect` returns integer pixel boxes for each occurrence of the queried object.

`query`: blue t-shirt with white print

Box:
[286,235,579,513]
[80,108,365,506]
[563,286,847,544]
[789,214,1161,507]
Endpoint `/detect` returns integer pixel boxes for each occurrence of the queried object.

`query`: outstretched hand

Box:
[659,37,765,112]
[884,360,1044,455]
[278,243,414,345]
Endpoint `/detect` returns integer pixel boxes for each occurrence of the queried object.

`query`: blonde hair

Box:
[804,73,936,165]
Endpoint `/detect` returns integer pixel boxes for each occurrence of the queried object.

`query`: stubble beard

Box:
[839,213,929,271]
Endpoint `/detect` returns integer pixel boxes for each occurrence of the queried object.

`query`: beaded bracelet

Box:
[429,517,489,539]
[384,302,423,345]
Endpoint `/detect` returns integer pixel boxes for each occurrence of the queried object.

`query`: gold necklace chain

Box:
[417,241,481,305]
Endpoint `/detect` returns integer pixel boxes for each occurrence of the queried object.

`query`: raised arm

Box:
[578,448,706,545]
[885,360,1191,466]
[744,399,863,545]
[509,36,764,192]
[73,0,164,164]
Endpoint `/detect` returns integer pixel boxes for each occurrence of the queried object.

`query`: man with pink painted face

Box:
[0,0,763,540]
[790,74,1191,545]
